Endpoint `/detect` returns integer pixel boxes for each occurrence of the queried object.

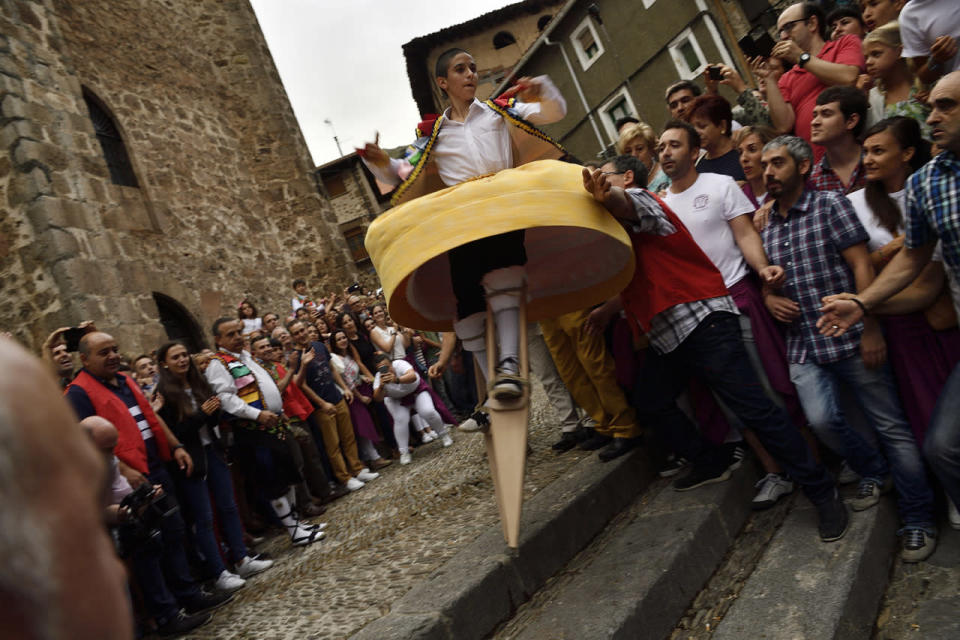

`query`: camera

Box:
[115,483,180,557]
[62,327,87,352]
[347,282,361,293]
[707,65,723,81]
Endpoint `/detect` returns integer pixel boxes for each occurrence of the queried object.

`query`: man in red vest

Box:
[66,331,231,636]
[582,168,848,543]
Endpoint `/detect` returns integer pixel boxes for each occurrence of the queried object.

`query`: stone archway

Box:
[153,292,207,353]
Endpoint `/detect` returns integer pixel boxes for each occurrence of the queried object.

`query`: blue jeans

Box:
[790,355,935,530]
[130,441,201,622]
[632,312,834,505]
[924,361,960,511]
[177,445,249,575]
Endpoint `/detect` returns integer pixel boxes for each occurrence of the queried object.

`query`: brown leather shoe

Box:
[300,503,327,517]
[369,457,392,471]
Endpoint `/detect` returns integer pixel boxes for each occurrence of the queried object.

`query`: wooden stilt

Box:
[478,289,530,549]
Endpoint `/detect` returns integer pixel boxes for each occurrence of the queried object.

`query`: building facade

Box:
[0,0,356,354]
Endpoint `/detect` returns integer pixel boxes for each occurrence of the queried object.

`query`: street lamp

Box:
[324,118,344,157]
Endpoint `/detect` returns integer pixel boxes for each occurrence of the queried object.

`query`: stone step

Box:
[504,464,759,640]
[348,448,656,640]
[712,496,898,640]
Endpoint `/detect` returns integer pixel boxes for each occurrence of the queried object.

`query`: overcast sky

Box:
[249,0,519,167]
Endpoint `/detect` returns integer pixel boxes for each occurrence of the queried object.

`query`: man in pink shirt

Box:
[765,2,865,160]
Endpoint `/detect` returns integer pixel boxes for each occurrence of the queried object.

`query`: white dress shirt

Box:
[365,75,566,188]
[205,349,284,420]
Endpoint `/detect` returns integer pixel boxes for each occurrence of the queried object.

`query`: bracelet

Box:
[851,297,868,316]
[171,444,185,451]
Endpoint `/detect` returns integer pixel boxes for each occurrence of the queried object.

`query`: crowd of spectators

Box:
[9,1,960,637]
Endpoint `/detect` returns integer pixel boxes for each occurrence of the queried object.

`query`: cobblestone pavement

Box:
[177,383,596,640]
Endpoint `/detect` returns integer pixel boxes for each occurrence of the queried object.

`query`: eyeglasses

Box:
[778,18,807,37]
[601,171,624,176]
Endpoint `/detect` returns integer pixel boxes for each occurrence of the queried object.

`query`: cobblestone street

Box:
[181,383,594,640]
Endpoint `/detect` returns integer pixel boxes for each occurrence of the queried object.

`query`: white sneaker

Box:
[357,469,379,482]
[399,452,412,465]
[345,477,365,491]
[751,473,794,510]
[948,495,960,530]
[441,434,453,448]
[421,431,436,443]
[235,555,273,578]
[215,570,245,592]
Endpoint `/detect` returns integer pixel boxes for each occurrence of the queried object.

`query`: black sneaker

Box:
[658,454,687,478]
[672,463,731,491]
[816,491,849,542]
[721,442,747,471]
[579,430,613,451]
[183,588,233,616]
[901,527,937,563]
[157,609,212,637]
[551,428,587,453]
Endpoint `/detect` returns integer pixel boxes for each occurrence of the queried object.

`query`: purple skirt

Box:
[883,313,960,444]
[402,354,457,423]
[350,382,380,443]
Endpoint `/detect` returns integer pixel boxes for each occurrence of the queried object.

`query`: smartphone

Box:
[708,65,722,81]
[377,363,390,376]
[63,327,86,352]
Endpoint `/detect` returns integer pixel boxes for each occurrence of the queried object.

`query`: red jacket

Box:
[620,192,729,332]
[70,370,171,473]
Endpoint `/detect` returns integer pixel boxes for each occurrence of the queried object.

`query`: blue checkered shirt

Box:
[905,150,960,282]
[762,189,870,364]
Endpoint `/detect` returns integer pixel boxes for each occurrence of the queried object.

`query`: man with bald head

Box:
[65,331,231,634]
[764,2,865,157]
[0,338,132,640]
[821,71,960,529]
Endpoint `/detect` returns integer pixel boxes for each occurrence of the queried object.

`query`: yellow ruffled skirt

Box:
[365,160,635,330]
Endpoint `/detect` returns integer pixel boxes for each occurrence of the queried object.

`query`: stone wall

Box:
[0,0,356,354]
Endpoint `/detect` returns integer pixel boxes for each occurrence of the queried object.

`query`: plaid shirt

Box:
[762,189,869,364]
[809,153,866,195]
[623,189,739,354]
[906,150,960,280]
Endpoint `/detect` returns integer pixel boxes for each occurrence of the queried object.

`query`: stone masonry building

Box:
[0,0,356,355]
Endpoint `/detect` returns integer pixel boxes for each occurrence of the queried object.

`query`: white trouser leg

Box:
[411,413,428,433]
[454,312,488,382]
[482,266,525,373]
[384,397,411,454]
[357,436,379,461]
[414,390,445,434]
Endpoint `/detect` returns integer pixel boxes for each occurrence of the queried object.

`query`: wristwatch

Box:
[798,52,811,68]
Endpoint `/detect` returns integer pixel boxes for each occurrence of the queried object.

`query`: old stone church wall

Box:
[0,0,355,354]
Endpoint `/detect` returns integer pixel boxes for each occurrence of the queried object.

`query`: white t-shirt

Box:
[900,0,960,74]
[241,317,262,334]
[373,359,420,398]
[846,188,905,251]
[662,172,756,288]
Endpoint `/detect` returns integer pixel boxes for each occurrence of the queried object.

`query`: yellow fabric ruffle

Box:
[365,160,635,330]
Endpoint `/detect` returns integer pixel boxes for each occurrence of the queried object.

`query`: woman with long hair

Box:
[844,117,959,442]
[369,303,408,360]
[329,329,391,470]
[156,341,273,590]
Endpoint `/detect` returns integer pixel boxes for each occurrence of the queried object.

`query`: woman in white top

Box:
[842,116,959,443]
[369,303,408,360]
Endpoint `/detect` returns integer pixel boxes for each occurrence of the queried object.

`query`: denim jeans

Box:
[924,361,960,511]
[790,355,935,530]
[632,312,833,505]
[177,444,249,574]
[130,440,201,621]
